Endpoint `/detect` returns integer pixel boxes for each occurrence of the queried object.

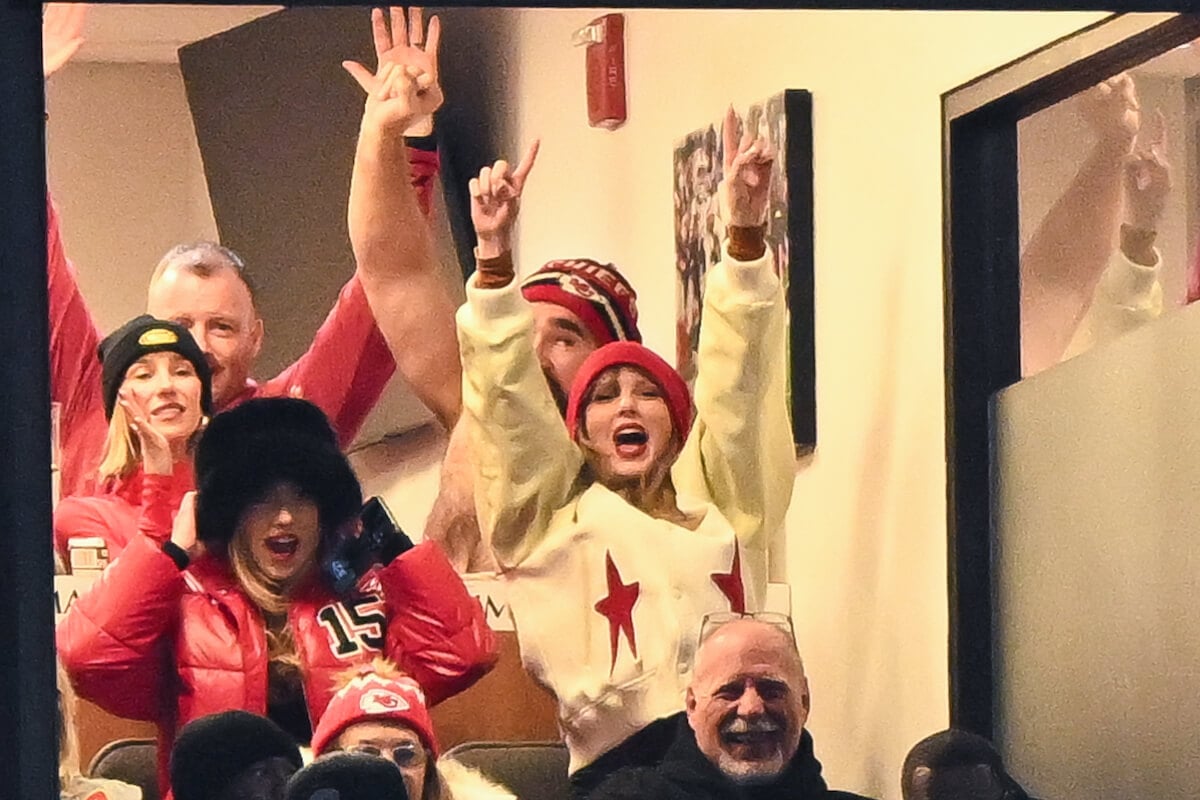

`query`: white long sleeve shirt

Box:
[456,246,795,773]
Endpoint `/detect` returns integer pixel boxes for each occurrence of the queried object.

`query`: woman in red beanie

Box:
[456,107,796,796]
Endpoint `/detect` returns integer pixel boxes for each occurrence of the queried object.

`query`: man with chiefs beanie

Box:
[422,140,644,573]
[456,111,796,796]
[312,659,516,800]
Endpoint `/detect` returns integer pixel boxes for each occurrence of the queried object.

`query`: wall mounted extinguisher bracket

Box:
[572,13,627,130]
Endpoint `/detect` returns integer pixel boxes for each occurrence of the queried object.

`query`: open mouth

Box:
[720,717,783,754]
[722,729,780,747]
[613,424,649,457]
[264,533,300,559]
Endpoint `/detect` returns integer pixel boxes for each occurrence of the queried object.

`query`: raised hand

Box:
[170,491,205,562]
[720,105,775,228]
[43,3,88,79]
[469,140,540,259]
[343,7,442,137]
[1080,72,1140,151]
[1124,108,1171,233]
[118,394,173,477]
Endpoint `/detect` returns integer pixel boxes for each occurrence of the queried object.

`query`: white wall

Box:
[505,9,1105,798]
[46,60,218,333]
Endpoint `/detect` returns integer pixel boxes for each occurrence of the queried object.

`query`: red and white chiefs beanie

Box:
[310,669,438,758]
[521,259,642,344]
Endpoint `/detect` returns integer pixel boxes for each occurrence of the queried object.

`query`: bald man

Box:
[589,617,874,800]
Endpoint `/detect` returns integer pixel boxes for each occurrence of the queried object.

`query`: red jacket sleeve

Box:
[47,196,110,497]
[257,147,441,448]
[408,147,439,218]
[56,534,185,721]
[257,276,396,449]
[53,475,177,562]
[378,540,497,706]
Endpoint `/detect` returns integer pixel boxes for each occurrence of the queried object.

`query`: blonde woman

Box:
[53,315,211,562]
[457,108,795,794]
[58,397,497,800]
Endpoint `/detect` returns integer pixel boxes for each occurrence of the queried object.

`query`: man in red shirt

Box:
[45,7,458,498]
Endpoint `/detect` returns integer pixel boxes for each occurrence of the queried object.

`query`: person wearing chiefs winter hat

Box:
[421,145,645,574]
[312,659,516,800]
[520,258,642,401]
[58,397,497,800]
[456,109,796,796]
[53,315,213,563]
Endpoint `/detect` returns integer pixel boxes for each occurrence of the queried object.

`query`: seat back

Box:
[88,737,159,800]
[442,741,570,800]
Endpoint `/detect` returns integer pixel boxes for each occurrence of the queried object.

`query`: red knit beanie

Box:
[566,341,693,442]
[521,259,641,344]
[310,667,439,758]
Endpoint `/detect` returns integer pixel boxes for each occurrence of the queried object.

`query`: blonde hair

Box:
[96,403,140,482]
[331,656,405,689]
[96,402,206,483]
[229,528,305,675]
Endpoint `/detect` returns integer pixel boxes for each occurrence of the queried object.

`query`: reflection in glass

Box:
[1017,44,1200,377]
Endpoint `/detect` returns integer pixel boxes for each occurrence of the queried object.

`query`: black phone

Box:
[323,497,413,596]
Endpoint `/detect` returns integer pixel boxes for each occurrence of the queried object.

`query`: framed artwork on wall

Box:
[672,89,815,453]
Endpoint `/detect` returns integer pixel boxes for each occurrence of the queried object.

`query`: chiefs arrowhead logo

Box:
[360,688,410,715]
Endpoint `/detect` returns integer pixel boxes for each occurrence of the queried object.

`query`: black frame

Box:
[4,3,1199,798]
[942,11,1200,738]
[786,89,817,451]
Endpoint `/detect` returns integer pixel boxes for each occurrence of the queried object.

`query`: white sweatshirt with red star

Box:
[456,245,795,774]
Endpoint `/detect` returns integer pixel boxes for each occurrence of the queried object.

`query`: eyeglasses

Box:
[698,611,797,649]
[345,743,427,770]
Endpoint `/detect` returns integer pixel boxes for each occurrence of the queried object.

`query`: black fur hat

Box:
[193,397,362,546]
[284,753,409,800]
[170,710,303,800]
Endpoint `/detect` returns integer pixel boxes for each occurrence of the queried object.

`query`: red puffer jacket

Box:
[57,533,497,797]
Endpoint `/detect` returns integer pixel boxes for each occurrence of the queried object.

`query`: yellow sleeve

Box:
[1063,247,1164,360]
[457,277,584,569]
[672,245,796,596]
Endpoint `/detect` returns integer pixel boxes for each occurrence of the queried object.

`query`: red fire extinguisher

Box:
[573,13,627,130]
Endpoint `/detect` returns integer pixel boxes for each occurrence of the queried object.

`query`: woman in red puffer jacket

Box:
[58,398,497,799]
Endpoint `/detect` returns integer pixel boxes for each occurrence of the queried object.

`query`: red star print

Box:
[594,551,640,672]
[711,543,746,613]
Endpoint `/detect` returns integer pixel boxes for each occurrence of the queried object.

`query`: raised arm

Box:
[344,7,461,431]
[455,144,582,568]
[1021,73,1140,375]
[673,108,795,594]
[1063,110,1169,360]
[43,6,112,496]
